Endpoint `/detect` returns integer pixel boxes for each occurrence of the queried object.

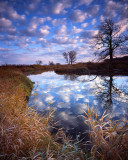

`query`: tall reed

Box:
[84,107,128,160]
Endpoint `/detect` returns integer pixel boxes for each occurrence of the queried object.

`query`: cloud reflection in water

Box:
[28,71,128,132]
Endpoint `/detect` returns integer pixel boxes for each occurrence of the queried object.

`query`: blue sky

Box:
[0,0,128,65]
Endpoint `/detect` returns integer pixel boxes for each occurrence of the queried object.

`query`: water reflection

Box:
[28,72,128,137]
[64,74,78,81]
[95,75,128,118]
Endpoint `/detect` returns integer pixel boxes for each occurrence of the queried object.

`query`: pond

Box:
[28,71,128,140]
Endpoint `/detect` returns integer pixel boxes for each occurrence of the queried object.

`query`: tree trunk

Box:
[110,50,113,62]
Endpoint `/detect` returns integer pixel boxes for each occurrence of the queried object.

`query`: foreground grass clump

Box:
[0,68,86,160]
[84,107,128,160]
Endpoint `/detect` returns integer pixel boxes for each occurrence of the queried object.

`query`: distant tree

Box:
[36,60,42,65]
[63,52,69,64]
[56,63,61,65]
[69,51,77,64]
[49,61,54,65]
[63,50,77,64]
[94,19,128,62]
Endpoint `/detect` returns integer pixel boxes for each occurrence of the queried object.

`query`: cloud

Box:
[70,9,87,22]
[15,38,30,48]
[29,17,46,30]
[52,18,66,26]
[41,0,72,15]
[39,25,50,37]
[38,38,51,48]
[86,5,100,17]
[72,26,83,34]
[77,0,93,6]
[0,35,31,49]
[52,36,77,44]
[104,0,122,18]
[0,18,12,28]
[0,1,26,21]
[120,2,128,19]
[92,18,96,25]
[54,24,67,36]
[57,102,71,108]
[0,17,16,34]
[28,0,40,11]
[81,23,88,28]
[0,27,16,34]
[19,16,51,37]
[74,94,85,101]
[80,30,98,39]
[0,48,15,52]
[45,94,55,103]
[116,18,128,34]
[100,15,105,21]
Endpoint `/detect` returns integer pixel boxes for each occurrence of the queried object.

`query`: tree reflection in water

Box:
[64,74,79,81]
[95,75,128,114]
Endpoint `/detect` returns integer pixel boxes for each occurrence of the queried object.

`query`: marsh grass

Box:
[84,107,128,160]
[0,68,86,160]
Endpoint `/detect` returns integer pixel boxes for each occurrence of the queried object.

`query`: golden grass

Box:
[0,68,86,160]
[84,107,128,160]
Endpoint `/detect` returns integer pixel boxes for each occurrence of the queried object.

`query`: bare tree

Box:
[69,51,77,64]
[36,60,42,65]
[63,50,77,64]
[95,19,128,62]
[49,61,54,65]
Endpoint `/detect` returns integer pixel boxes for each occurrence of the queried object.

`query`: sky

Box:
[0,0,128,65]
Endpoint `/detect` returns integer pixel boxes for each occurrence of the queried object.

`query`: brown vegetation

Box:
[55,61,128,76]
[84,107,128,160]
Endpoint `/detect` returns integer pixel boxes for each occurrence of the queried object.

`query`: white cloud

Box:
[57,102,71,108]
[70,9,87,22]
[81,23,88,28]
[80,30,98,39]
[104,1,122,18]
[28,0,40,11]
[0,1,26,21]
[87,5,100,17]
[54,24,67,36]
[72,26,83,34]
[117,18,128,34]
[45,94,55,103]
[41,0,72,15]
[0,18,12,28]
[92,18,96,25]
[0,48,15,52]
[77,0,93,6]
[52,36,77,44]
[39,25,50,37]
[74,94,85,101]
[52,18,66,26]
[84,98,89,103]
[100,15,105,22]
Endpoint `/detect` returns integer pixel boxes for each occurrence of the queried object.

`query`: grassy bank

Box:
[0,67,87,159]
[55,61,128,76]
[0,65,128,159]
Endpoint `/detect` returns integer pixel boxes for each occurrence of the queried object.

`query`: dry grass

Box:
[0,69,56,159]
[84,107,128,160]
[0,68,86,160]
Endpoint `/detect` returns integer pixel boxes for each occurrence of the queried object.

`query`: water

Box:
[28,71,128,138]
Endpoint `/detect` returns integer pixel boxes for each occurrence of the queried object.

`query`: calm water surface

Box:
[28,71,128,138]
